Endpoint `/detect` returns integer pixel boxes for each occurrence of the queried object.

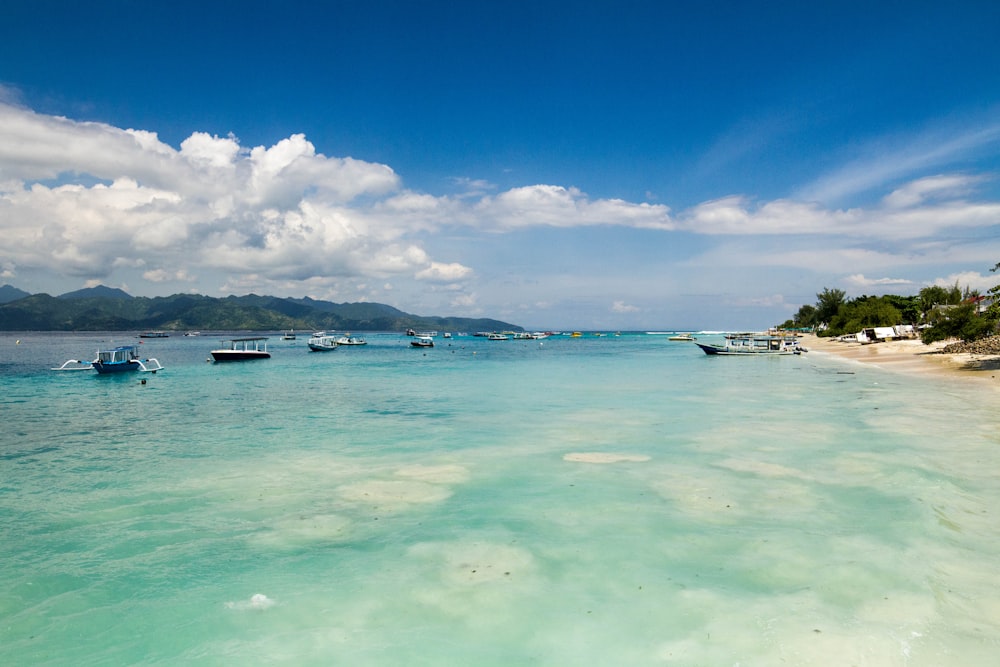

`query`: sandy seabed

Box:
[801,333,1000,388]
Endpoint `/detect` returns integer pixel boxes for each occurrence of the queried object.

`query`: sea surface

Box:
[2,331,999,665]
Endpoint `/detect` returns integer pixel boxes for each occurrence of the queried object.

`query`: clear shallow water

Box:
[2,332,999,665]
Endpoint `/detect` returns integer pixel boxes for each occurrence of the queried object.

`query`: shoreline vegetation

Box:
[802,333,1000,386]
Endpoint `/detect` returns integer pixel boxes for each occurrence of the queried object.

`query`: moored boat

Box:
[211,337,271,361]
[52,345,165,373]
[411,335,434,348]
[335,334,367,346]
[307,334,339,351]
[695,332,804,356]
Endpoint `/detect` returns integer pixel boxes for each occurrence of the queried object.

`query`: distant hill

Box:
[58,286,133,300]
[0,287,520,333]
[0,284,31,304]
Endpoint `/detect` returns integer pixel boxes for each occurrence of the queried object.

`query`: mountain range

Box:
[0,285,520,333]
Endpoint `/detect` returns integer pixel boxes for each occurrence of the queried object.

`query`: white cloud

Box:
[450,293,478,308]
[143,268,194,283]
[2,102,999,328]
[611,300,639,313]
[678,182,1000,241]
[476,185,675,230]
[795,115,1000,204]
[930,271,997,293]
[415,262,473,282]
[882,174,983,209]
[842,274,914,289]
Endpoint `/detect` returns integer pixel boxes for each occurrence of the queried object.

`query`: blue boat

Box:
[52,345,165,373]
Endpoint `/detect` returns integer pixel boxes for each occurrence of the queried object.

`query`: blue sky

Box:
[1,1,999,329]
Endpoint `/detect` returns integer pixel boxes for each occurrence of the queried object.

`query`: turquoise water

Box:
[2,332,999,665]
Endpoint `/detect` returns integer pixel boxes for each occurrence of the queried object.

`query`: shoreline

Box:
[800,333,1000,386]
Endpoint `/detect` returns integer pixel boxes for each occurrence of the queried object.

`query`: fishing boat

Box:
[139,331,169,338]
[52,345,165,373]
[307,333,339,351]
[695,332,804,356]
[281,330,296,340]
[210,337,271,361]
[410,335,434,348]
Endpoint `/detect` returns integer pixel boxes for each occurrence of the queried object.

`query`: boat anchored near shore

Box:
[210,337,271,361]
[53,345,165,373]
[695,332,805,356]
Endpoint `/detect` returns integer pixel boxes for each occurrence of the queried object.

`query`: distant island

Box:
[0,285,521,333]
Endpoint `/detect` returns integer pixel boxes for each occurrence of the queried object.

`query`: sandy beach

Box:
[801,333,1000,386]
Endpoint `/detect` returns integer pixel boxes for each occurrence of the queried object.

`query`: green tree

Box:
[827,296,902,336]
[921,302,995,343]
[793,304,817,328]
[882,294,920,324]
[988,262,1000,321]
[815,288,846,327]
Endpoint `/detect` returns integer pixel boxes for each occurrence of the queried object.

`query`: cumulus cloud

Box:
[1,101,999,322]
[415,262,473,282]
[476,185,675,230]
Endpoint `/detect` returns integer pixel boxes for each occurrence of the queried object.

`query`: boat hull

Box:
[210,351,271,361]
[93,361,141,373]
[695,342,799,356]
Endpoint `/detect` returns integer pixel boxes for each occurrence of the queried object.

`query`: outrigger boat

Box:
[52,345,165,373]
[210,337,271,361]
[695,332,805,356]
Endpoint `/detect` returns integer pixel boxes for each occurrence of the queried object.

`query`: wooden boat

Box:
[695,332,804,356]
[211,337,271,361]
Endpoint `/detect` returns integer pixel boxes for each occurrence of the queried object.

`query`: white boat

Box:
[211,337,271,361]
[282,330,296,340]
[668,334,696,341]
[411,336,434,348]
[335,335,367,346]
[308,334,339,351]
[487,333,508,340]
[695,332,804,356]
